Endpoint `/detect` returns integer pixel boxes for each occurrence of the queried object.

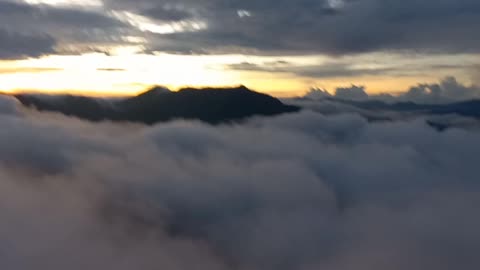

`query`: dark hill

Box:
[15,94,117,121]
[14,86,300,124]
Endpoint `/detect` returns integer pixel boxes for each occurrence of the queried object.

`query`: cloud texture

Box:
[0,28,55,59]
[1,0,480,58]
[0,94,480,269]
[129,0,480,55]
[306,77,480,104]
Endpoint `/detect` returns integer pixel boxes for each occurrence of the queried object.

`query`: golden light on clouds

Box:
[0,53,240,96]
[0,51,478,97]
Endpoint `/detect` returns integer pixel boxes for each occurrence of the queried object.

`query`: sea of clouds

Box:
[0,94,479,270]
[304,77,480,104]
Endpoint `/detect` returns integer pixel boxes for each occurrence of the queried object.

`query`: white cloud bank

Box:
[306,77,480,104]
[0,95,479,270]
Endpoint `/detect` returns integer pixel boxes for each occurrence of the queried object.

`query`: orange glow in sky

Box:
[0,51,478,97]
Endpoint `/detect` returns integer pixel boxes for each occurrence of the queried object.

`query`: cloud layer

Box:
[1,0,480,58]
[0,28,55,59]
[134,0,480,55]
[1,94,480,269]
[306,77,480,104]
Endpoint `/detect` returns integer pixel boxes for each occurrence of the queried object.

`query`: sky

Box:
[0,0,479,96]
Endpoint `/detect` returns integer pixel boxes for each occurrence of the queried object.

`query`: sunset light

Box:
[1,1,480,269]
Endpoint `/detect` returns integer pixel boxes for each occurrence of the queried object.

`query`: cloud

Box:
[0,95,20,115]
[1,0,478,57]
[399,77,480,103]
[226,61,396,78]
[226,59,480,81]
[304,85,369,101]
[304,87,332,100]
[1,95,480,269]
[305,77,480,104]
[141,5,195,22]
[0,0,132,58]
[128,0,480,55]
[0,28,55,59]
[471,66,480,86]
[334,85,369,101]
[0,0,123,30]
[96,68,126,72]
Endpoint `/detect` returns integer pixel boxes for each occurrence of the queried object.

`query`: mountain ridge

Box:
[13,86,300,124]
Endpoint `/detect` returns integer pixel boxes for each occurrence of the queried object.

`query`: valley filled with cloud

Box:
[1,89,479,269]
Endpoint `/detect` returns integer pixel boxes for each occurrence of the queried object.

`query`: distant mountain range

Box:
[283,96,480,131]
[11,86,480,128]
[14,86,300,124]
[288,96,480,118]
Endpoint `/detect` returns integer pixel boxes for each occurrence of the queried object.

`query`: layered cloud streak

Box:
[1,0,480,58]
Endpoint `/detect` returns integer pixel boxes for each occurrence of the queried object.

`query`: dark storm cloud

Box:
[1,94,480,269]
[0,0,131,59]
[0,1,122,29]
[134,0,480,55]
[0,28,55,59]
[0,1,123,31]
[2,0,479,58]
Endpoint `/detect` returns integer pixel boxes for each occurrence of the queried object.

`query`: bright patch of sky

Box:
[237,10,252,18]
[23,0,103,8]
[327,0,345,9]
[110,10,207,34]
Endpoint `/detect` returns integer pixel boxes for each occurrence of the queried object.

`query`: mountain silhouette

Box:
[14,86,300,124]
